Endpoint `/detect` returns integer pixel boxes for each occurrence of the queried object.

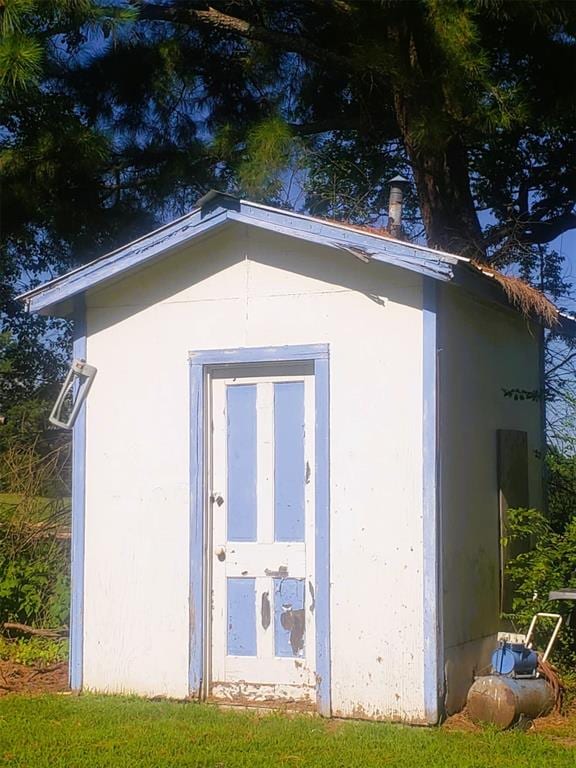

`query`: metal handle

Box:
[525,612,563,662]
[214,546,226,561]
[49,358,97,429]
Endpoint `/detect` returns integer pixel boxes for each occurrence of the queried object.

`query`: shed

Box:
[19,192,575,723]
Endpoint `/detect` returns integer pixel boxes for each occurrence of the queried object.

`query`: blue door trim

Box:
[422,279,442,723]
[70,295,87,690]
[188,344,331,716]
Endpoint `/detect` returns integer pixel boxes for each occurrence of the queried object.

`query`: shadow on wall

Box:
[85,224,423,336]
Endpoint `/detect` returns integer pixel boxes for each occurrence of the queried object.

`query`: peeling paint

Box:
[308,581,315,613]
[265,565,289,577]
[210,680,316,710]
[280,609,306,656]
[261,592,271,630]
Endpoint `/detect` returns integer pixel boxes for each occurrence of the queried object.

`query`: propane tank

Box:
[467,675,554,729]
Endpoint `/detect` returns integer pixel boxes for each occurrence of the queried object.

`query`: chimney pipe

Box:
[387,175,410,239]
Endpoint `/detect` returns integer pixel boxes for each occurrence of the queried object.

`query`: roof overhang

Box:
[17,191,576,337]
[17,192,460,316]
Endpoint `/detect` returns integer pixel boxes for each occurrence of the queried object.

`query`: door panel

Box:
[274,577,306,657]
[226,384,257,541]
[209,366,316,705]
[274,381,305,542]
[227,577,257,656]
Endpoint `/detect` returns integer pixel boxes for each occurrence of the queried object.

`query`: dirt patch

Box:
[323,718,346,734]
[443,707,576,739]
[0,659,68,696]
[533,712,570,732]
[442,710,481,732]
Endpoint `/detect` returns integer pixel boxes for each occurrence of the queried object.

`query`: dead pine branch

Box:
[2,622,67,639]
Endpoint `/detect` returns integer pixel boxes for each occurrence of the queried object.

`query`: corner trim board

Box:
[70,296,87,690]
[538,325,548,514]
[189,359,206,696]
[188,344,331,715]
[313,354,331,715]
[422,278,441,723]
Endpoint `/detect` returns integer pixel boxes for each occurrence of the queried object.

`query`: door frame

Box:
[188,344,331,715]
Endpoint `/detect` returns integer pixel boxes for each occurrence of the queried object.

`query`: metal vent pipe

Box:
[387,175,410,239]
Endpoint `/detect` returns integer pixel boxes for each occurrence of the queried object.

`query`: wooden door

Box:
[209,364,316,705]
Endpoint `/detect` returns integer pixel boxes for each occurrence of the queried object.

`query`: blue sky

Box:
[555,229,576,312]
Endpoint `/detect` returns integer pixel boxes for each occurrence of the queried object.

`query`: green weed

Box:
[0,636,68,667]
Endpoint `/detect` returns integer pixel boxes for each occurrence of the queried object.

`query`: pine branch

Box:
[523,212,576,245]
[135,2,349,70]
[486,211,576,253]
[3,622,67,638]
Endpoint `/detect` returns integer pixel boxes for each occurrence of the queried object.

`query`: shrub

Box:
[0,636,68,667]
[0,441,70,630]
[505,506,576,672]
[0,534,70,627]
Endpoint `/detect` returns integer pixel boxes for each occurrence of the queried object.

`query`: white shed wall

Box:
[81,225,426,720]
[438,285,543,713]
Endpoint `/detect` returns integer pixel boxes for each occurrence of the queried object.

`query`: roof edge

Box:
[18,191,457,314]
[17,190,575,336]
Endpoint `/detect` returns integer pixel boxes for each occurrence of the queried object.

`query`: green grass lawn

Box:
[0,695,574,768]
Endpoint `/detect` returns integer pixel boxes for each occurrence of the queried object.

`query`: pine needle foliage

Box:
[237,116,297,201]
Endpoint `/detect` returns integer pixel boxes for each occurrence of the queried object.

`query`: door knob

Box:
[211,492,224,507]
[214,546,226,561]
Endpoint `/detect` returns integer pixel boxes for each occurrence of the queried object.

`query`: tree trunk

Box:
[389,17,486,258]
[392,91,485,257]
[406,134,486,258]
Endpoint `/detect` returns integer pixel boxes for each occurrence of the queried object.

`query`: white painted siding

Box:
[438,284,544,713]
[82,224,426,720]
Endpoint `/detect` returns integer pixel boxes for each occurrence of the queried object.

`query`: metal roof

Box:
[17,190,576,336]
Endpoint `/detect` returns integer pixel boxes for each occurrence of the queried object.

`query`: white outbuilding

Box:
[20,191,574,723]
